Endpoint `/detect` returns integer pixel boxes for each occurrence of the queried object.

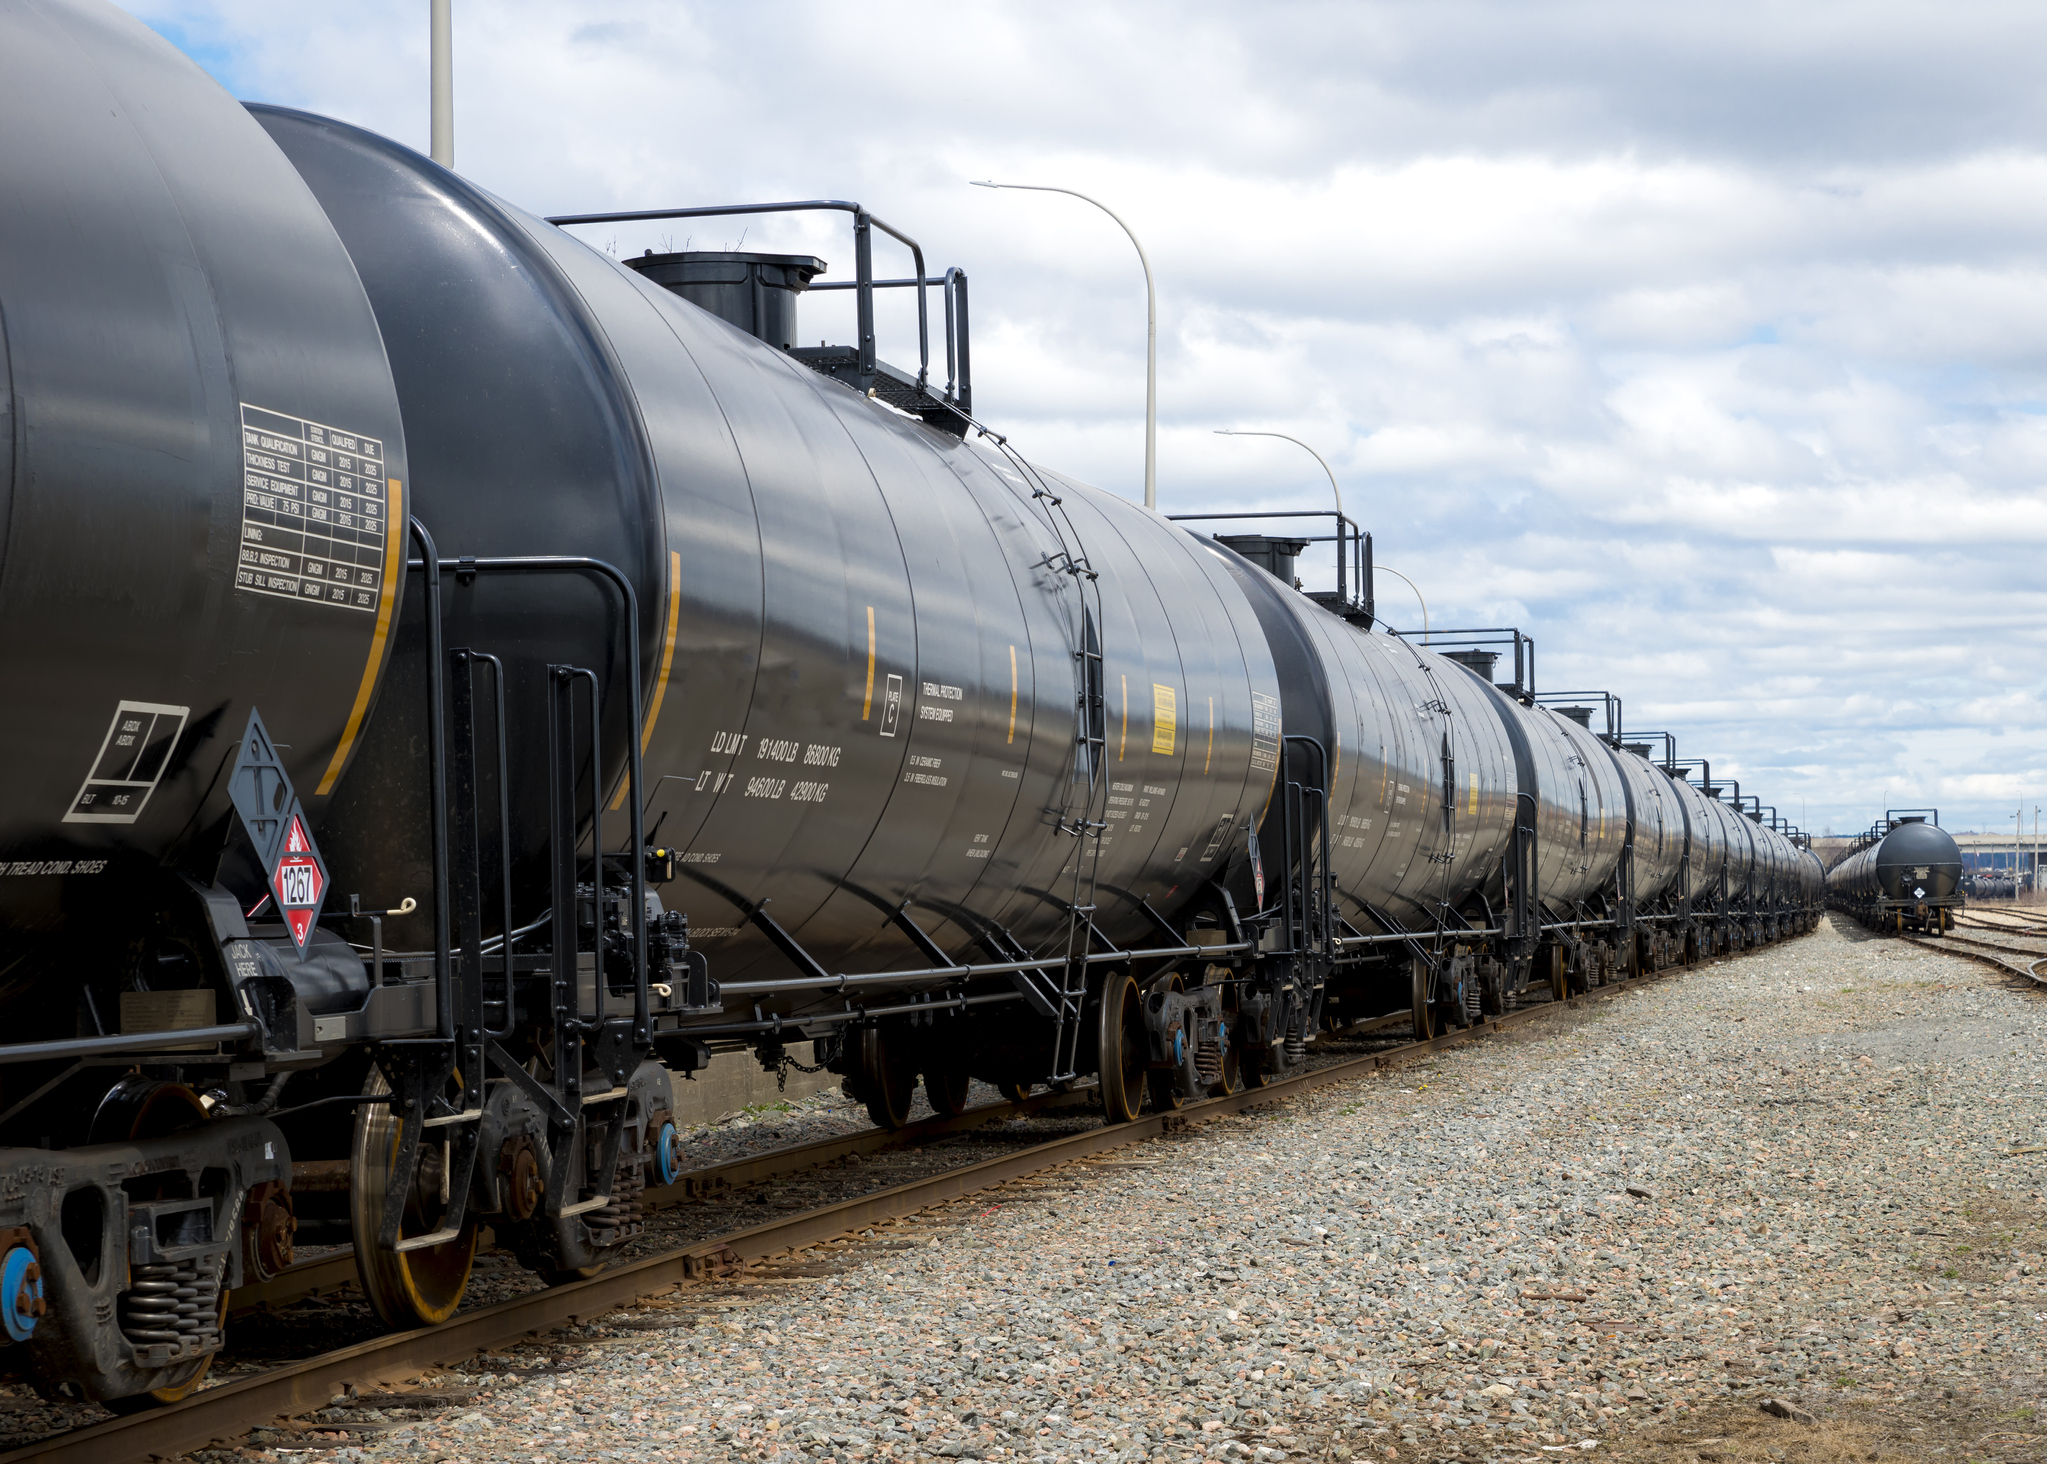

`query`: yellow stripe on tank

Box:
[611,550,683,811]
[317,477,406,796]
[862,606,876,719]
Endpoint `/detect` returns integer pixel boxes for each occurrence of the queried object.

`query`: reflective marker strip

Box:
[862,606,876,719]
[610,550,683,811]
[1119,674,1128,761]
[1205,696,1214,774]
[1007,644,1017,744]
[316,477,405,796]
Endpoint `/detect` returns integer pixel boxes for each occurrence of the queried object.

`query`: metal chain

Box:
[775,1052,832,1093]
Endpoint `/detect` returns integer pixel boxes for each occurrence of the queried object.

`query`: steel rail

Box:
[1900,931,2047,984]
[0,958,1712,1464]
[230,1082,1109,1316]
[232,1009,1426,1318]
[232,1013,1424,1316]
[1955,915,2047,938]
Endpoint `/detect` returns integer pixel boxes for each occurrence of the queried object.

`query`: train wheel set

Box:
[0,0,1830,1409]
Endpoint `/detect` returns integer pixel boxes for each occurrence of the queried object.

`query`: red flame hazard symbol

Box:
[271,812,326,950]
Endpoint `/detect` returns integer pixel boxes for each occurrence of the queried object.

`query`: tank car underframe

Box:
[1829,893,1960,935]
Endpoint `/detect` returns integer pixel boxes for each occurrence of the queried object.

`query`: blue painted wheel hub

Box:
[2,1246,41,1343]
[653,1120,682,1185]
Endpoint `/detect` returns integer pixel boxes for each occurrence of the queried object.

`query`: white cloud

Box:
[121,0,2047,835]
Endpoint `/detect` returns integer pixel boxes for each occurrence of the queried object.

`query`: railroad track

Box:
[1956,916,2047,940]
[221,1011,1422,1322]
[1902,929,2047,983]
[0,955,1735,1464]
[225,1078,1112,1319]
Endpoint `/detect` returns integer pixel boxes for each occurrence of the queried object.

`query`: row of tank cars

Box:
[0,0,1823,1409]
[1826,813,1966,932]
[1961,871,2029,900]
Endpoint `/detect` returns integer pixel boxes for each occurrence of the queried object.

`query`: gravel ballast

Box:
[201,916,2047,1462]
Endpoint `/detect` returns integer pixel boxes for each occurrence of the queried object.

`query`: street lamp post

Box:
[1213,430,1344,518]
[1375,565,1428,639]
[972,180,1156,511]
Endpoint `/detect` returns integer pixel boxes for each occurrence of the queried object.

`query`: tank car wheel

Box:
[1548,948,1568,1003]
[924,1067,972,1118]
[90,1079,229,1407]
[351,1069,478,1330]
[1145,975,1189,1113]
[1240,1040,1281,1088]
[1146,1069,1183,1113]
[1411,957,1438,1041]
[857,1027,918,1130]
[1095,972,1147,1123]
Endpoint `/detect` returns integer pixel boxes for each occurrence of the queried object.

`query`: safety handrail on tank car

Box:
[404,550,651,1048]
[1534,690,1624,746]
[544,200,932,391]
[1168,509,1373,622]
[409,522,457,1044]
[1389,626,1537,700]
[806,268,972,414]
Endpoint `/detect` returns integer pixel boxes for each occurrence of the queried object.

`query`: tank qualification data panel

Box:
[237,403,389,611]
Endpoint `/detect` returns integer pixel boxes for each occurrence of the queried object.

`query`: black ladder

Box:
[986,436,1107,1083]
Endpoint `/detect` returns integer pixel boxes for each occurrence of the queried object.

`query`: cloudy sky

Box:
[128,0,2047,841]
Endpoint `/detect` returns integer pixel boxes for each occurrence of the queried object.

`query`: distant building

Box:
[1953,832,2040,883]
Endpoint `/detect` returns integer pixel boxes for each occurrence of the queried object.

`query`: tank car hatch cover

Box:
[61,700,189,825]
[228,709,328,953]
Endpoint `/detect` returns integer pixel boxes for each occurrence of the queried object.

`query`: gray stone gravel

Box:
[196,917,2047,1462]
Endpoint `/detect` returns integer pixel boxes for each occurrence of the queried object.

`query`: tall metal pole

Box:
[430,0,454,169]
[972,181,1155,510]
[1213,430,1344,518]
